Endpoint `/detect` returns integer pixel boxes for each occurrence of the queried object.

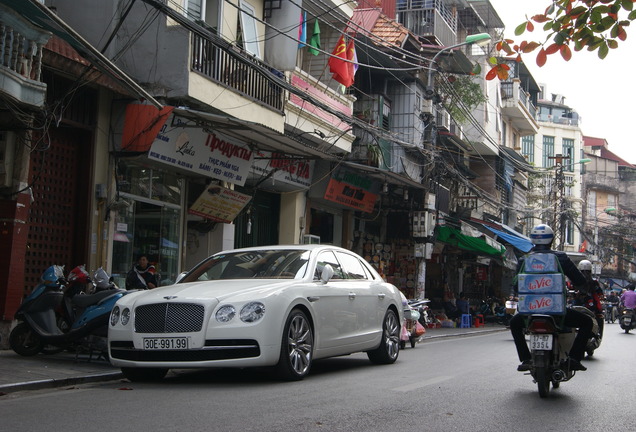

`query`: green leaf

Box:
[629,10,636,20]
[488,56,499,65]
[514,22,527,36]
[471,63,482,75]
[622,0,634,12]
[598,42,609,59]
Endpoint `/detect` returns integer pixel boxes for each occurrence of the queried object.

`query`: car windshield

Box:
[180,250,311,282]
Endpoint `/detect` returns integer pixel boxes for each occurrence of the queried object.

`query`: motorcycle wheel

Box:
[9,323,44,356]
[535,366,551,398]
[410,335,417,348]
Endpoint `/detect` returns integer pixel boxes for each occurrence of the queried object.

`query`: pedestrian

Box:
[125,254,158,290]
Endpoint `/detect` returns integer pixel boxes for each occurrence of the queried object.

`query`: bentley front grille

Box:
[135,303,205,333]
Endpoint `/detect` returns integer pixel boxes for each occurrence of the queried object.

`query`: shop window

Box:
[310,208,334,244]
[118,163,181,205]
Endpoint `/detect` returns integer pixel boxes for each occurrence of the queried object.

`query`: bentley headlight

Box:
[240,302,265,323]
[110,306,120,326]
[216,305,236,322]
[121,308,131,326]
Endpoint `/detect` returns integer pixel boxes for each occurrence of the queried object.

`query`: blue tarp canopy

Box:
[481,224,534,253]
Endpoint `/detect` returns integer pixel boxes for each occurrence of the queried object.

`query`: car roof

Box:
[213,244,348,254]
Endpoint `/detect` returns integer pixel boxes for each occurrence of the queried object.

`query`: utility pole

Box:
[548,154,568,251]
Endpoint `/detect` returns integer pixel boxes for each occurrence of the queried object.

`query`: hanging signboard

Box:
[148,114,253,186]
[250,150,314,190]
[188,185,252,223]
[323,178,378,213]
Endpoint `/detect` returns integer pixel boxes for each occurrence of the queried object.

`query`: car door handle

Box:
[378,293,386,299]
[307,296,320,302]
[349,292,356,300]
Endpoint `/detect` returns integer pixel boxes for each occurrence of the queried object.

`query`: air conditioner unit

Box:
[303,235,320,244]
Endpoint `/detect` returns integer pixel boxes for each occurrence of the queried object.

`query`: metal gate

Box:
[24,128,92,293]
[234,190,280,248]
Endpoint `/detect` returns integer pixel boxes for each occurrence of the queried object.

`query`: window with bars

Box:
[542,135,555,168]
[522,135,534,164]
[562,138,574,170]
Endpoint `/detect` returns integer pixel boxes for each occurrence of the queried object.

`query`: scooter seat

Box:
[72,289,121,308]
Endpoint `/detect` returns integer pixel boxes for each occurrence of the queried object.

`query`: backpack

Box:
[516,252,567,315]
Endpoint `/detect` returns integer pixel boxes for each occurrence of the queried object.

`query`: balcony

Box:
[191,33,284,112]
[285,68,355,154]
[500,80,539,136]
[397,2,458,47]
[0,13,50,107]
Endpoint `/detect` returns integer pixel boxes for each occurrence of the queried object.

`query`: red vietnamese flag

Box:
[328,35,354,87]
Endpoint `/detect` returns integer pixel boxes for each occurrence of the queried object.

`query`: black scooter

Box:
[619,308,636,333]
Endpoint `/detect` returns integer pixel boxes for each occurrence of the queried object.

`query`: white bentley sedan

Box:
[108,245,403,381]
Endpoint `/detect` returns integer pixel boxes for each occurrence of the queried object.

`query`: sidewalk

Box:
[0,323,507,394]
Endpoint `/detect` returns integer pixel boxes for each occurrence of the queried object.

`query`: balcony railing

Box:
[1,21,47,83]
[501,81,537,119]
[397,3,458,47]
[191,33,284,112]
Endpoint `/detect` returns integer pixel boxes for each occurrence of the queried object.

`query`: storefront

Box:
[110,162,182,288]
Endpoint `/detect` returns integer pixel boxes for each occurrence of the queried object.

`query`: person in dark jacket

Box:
[511,224,592,372]
[125,254,158,290]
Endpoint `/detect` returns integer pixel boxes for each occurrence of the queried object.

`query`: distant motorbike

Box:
[9,266,127,359]
[619,308,636,334]
[604,301,619,323]
[524,313,579,398]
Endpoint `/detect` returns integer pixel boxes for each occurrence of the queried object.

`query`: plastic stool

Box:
[474,314,484,328]
[460,314,472,328]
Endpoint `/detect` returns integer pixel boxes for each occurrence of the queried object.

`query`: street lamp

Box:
[423,33,492,156]
[425,33,492,100]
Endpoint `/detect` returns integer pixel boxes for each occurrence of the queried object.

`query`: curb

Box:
[0,371,124,394]
[423,327,508,340]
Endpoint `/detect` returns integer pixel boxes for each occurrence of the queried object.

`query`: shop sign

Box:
[250,150,314,190]
[323,177,378,213]
[188,185,252,223]
[148,115,253,186]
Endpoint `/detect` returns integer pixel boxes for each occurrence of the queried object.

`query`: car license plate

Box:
[530,334,553,350]
[143,337,189,350]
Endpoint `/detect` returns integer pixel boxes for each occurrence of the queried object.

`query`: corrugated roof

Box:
[350,8,410,48]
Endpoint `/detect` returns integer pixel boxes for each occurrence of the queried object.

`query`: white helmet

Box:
[530,224,554,245]
[578,260,592,271]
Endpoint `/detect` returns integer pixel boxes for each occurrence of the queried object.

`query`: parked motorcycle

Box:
[524,313,579,398]
[9,265,127,359]
[619,308,636,333]
[408,299,432,328]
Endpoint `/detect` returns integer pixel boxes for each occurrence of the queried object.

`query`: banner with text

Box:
[323,178,378,213]
[149,115,253,186]
[188,185,252,223]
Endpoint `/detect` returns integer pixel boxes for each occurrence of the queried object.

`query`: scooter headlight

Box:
[110,306,120,326]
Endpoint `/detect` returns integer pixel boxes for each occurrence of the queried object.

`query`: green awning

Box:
[435,225,506,257]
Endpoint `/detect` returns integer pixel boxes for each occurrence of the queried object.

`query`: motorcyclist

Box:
[621,284,636,309]
[576,259,604,337]
[510,224,593,372]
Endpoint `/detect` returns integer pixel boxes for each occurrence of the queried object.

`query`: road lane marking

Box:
[392,375,453,392]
